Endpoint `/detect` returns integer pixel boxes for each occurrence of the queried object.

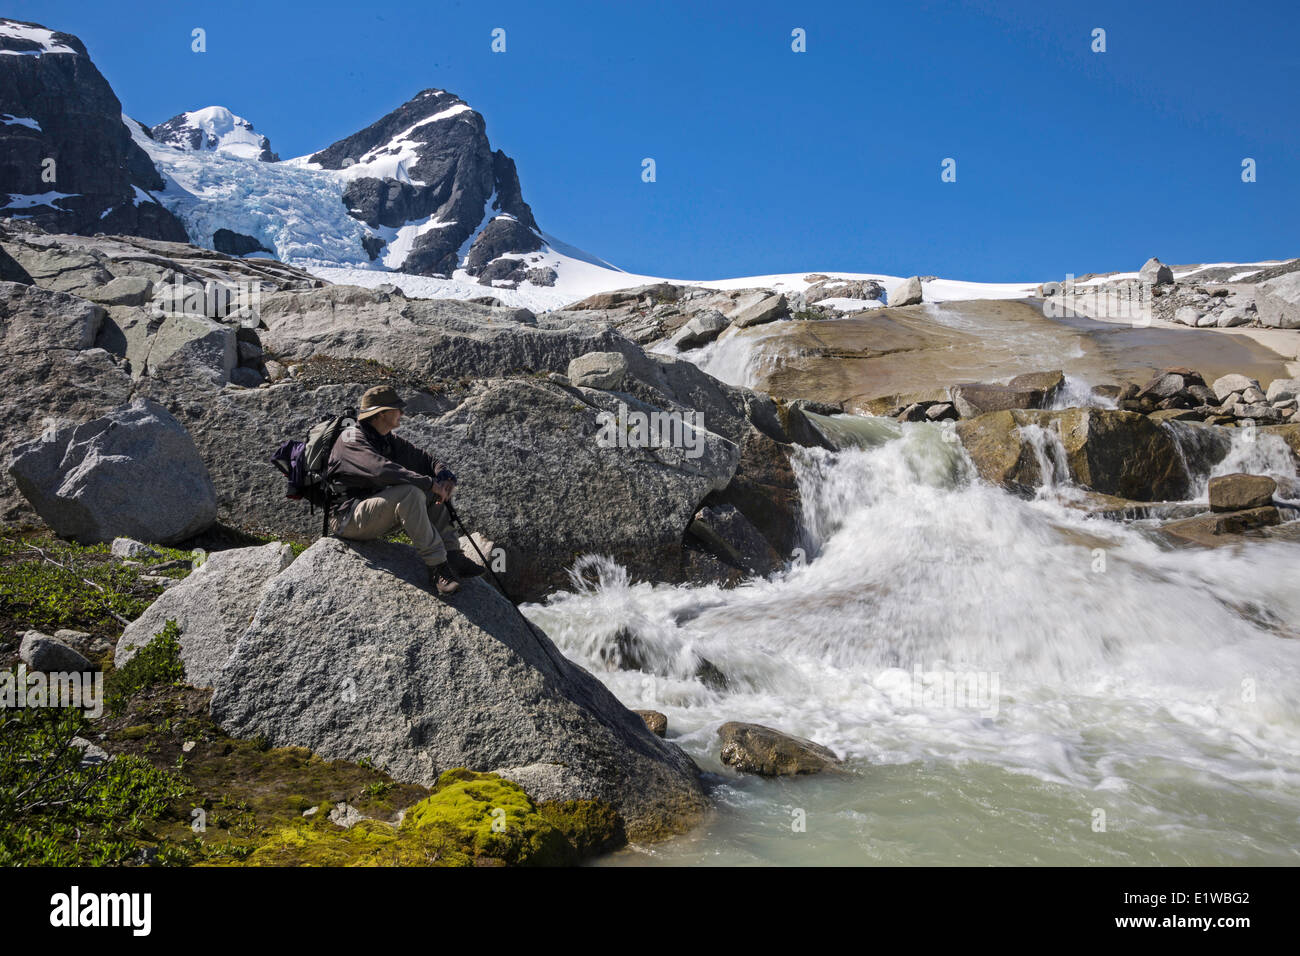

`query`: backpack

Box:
[270,408,356,536]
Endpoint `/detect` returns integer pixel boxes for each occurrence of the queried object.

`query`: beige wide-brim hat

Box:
[358,385,407,420]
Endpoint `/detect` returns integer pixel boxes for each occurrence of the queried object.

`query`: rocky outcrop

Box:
[957,407,1190,501]
[142,537,710,841]
[717,721,844,776]
[7,397,217,544]
[0,18,187,241]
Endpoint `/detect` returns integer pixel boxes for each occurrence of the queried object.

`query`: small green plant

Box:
[0,701,193,866]
[105,620,185,717]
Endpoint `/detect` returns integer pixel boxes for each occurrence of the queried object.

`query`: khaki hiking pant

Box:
[332,483,460,566]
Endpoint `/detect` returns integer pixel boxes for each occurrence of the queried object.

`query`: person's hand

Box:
[433,479,456,504]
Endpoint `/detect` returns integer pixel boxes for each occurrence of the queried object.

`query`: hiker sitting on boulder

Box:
[328,385,485,595]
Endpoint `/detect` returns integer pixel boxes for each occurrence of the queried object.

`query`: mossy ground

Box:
[244,768,620,867]
[0,526,623,866]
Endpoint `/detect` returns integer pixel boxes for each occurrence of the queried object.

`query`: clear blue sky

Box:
[16,0,1300,280]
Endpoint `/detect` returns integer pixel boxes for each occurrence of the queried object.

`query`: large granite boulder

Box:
[114,542,296,687]
[7,397,217,544]
[0,281,134,521]
[890,276,924,306]
[1139,257,1175,285]
[187,538,709,841]
[1256,272,1300,329]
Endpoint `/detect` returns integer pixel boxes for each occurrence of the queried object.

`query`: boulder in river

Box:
[1208,473,1277,512]
[7,397,217,544]
[1212,374,1260,402]
[670,309,728,350]
[717,721,844,776]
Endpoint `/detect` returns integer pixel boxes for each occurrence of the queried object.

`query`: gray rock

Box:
[566,351,629,390]
[1172,306,1200,326]
[1139,257,1175,285]
[1242,386,1267,404]
[688,503,780,575]
[86,275,153,307]
[1,280,105,352]
[111,537,161,559]
[670,309,728,350]
[208,538,707,841]
[328,802,367,829]
[889,276,924,306]
[1266,378,1300,404]
[1216,308,1251,328]
[1212,374,1261,401]
[7,397,217,545]
[145,313,236,384]
[717,721,843,776]
[229,366,264,388]
[71,737,110,767]
[730,293,789,329]
[20,631,93,672]
[1256,272,1300,329]
[115,542,295,687]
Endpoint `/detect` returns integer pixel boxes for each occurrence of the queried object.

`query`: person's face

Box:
[383,408,403,431]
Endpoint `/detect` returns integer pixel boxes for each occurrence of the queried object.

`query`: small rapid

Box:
[525,417,1300,865]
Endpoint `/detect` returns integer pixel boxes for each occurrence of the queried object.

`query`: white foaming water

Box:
[525,420,1300,865]
[680,324,790,389]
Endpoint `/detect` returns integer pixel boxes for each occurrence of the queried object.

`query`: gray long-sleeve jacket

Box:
[327,420,447,517]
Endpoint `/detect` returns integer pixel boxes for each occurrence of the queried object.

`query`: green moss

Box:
[240,770,621,867]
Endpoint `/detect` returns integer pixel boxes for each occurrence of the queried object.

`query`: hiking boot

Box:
[427,562,460,595]
[446,550,486,578]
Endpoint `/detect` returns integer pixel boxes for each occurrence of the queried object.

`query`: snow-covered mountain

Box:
[132,87,624,294]
[0,17,187,241]
[151,106,279,162]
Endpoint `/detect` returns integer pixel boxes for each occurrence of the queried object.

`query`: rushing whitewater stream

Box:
[525,301,1300,865]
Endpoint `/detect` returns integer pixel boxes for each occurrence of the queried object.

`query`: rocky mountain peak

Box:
[0,17,187,241]
[307,88,541,277]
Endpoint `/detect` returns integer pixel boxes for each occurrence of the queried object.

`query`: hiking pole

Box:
[444,500,566,672]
